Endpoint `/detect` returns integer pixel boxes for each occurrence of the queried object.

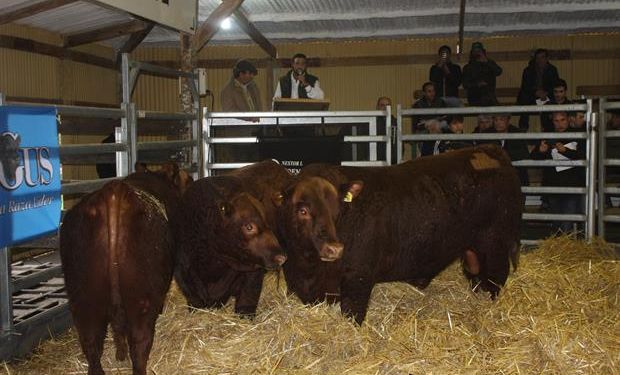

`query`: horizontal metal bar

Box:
[604,159,620,166]
[512,160,586,167]
[604,187,620,194]
[603,102,620,110]
[60,143,127,156]
[401,132,587,141]
[341,161,388,167]
[131,61,195,79]
[603,130,620,138]
[137,110,196,121]
[520,239,542,247]
[207,110,385,119]
[522,213,586,221]
[521,186,586,194]
[12,266,62,293]
[206,163,253,170]
[206,137,258,144]
[343,136,388,142]
[61,177,120,195]
[7,102,125,119]
[137,140,197,151]
[602,215,620,223]
[400,103,587,116]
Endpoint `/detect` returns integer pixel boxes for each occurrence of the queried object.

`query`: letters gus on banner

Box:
[0,106,61,247]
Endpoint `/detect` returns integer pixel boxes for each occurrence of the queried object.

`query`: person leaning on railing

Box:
[530,111,586,233]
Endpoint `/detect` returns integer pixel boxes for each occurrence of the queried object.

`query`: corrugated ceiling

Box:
[2,0,620,47]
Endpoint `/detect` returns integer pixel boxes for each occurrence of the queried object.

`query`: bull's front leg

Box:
[234,270,265,318]
[340,273,373,325]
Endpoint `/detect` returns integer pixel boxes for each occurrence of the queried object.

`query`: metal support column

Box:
[587,110,597,241]
[386,105,392,165]
[192,70,204,178]
[396,104,403,163]
[0,92,5,105]
[597,98,607,238]
[203,107,212,177]
[0,247,13,335]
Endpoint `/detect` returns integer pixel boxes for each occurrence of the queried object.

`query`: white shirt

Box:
[273,72,325,101]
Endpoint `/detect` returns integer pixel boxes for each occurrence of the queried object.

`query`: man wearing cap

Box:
[429,45,462,107]
[462,42,503,106]
[221,59,263,113]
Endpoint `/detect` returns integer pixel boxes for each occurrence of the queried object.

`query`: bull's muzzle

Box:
[320,242,344,262]
[273,254,287,267]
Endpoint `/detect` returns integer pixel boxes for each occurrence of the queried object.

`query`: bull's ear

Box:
[135,162,149,174]
[272,191,285,207]
[159,162,179,181]
[174,169,193,194]
[342,180,363,202]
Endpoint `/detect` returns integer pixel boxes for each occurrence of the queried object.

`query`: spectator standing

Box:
[273,53,324,101]
[429,45,462,107]
[530,111,585,233]
[516,48,560,130]
[462,42,503,106]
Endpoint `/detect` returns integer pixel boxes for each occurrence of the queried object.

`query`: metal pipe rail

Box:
[597,98,620,239]
[137,140,198,151]
[399,103,588,116]
[59,143,127,156]
[137,110,197,121]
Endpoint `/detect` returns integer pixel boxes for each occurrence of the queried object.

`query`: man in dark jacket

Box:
[484,114,530,186]
[462,42,503,106]
[429,45,462,107]
[516,48,560,130]
[530,111,585,233]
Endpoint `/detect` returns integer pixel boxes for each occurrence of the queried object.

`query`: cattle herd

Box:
[59,144,523,375]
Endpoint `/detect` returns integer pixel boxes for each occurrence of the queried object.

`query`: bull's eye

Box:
[244,223,256,233]
[297,208,308,216]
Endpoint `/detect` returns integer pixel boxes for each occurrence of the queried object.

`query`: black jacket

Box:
[429,63,462,98]
[462,59,503,106]
[517,61,560,105]
[278,70,319,98]
[530,135,585,187]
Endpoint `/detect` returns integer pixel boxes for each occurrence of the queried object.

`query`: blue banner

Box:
[0,106,61,247]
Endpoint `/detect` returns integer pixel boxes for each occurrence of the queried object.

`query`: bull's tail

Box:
[510,241,520,272]
[106,181,129,361]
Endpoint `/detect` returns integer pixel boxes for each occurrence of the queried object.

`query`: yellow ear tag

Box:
[343,191,353,202]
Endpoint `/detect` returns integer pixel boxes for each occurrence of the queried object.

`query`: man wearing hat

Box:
[462,42,503,106]
[221,59,263,113]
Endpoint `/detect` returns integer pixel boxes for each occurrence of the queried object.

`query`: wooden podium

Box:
[273,98,330,111]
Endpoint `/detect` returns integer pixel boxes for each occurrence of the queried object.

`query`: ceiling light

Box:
[221,17,232,30]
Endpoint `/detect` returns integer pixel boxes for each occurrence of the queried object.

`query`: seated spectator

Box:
[438,115,473,153]
[516,48,560,130]
[473,114,493,134]
[462,42,503,106]
[484,114,530,185]
[419,119,444,157]
[429,45,462,107]
[569,110,586,131]
[541,79,572,132]
[412,82,446,132]
[530,111,585,233]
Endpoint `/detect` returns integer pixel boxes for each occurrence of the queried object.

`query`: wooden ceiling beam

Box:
[64,20,149,48]
[0,0,78,25]
[191,0,244,53]
[117,22,154,54]
[230,8,276,59]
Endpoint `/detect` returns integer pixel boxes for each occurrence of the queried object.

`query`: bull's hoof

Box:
[235,306,257,319]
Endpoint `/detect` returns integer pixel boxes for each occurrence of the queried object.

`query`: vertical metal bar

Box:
[122,53,131,104]
[457,0,467,56]
[351,125,358,162]
[127,102,137,174]
[0,92,5,105]
[118,103,131,176]
[386,105,392,165]
[586,98,596,240]
[397,104,403,163]
[193,70,204,178]
[369,117,377,161]
[598,98,607,239]
[114,126,125,177]
[203,107,211,177]
[0,247,13,335]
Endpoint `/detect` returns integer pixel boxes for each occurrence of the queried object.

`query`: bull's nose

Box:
[321,242,344,261]
[274,254,287,266]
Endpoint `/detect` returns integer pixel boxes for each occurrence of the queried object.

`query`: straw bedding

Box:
[3,235,619,374]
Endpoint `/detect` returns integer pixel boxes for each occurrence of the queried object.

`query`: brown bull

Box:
[60,163,191,375]
[278,144,523,324]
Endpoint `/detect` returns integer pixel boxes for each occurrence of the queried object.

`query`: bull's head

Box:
[0,132,21,182]
[135,162,193,195]
[218,192,286,271]
[278,176,363,262]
